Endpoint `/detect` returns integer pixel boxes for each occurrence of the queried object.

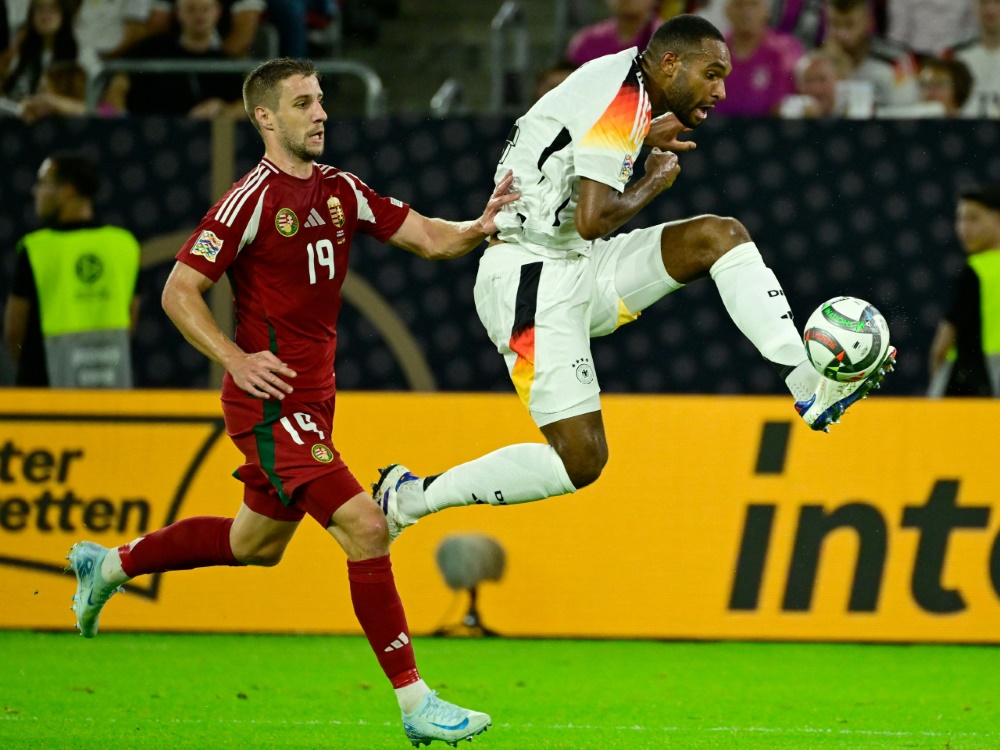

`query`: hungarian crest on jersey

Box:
[275,207,299,237]
[327,196,345,228]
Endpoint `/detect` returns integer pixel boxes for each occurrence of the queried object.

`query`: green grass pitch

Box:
[2,632,998,749]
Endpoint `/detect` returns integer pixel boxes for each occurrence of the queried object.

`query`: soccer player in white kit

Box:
[373,14,896,539]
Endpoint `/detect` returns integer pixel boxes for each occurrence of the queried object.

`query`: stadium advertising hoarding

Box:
[1,390,998,643]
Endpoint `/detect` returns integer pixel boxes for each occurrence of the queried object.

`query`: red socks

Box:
[119,516,240,577]
[348,555,420,688]
[117,522,417,688]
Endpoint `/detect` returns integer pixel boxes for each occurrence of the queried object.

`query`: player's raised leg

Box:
[320,481,491,746]
[372,414,596,541]
[656,215,895,431]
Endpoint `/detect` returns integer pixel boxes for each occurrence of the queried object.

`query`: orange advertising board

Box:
[1,390,999,642]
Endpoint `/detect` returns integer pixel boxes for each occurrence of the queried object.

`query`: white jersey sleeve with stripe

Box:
[492,48,651,257]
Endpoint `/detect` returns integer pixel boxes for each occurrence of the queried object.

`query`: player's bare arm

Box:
[575,149,681,240]
[929,320,956,376]
[643,113,697,152]
[388,169,520,259]
[161,262,296,400]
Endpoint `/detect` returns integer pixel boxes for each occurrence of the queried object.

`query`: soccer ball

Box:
[803,296,890,383]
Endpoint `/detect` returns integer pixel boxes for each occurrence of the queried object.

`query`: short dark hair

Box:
[646,14,726,59]
[959,184,1000,213]
[922,57,973,109]
[242,57,320,132]
[47,151,100,199]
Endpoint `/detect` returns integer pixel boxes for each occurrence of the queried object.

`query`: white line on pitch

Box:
[2,714,996,739]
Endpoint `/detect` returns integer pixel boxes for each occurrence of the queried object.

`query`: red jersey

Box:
[177,158,410,400]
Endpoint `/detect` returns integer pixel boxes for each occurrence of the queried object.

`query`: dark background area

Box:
[2,116,997,395]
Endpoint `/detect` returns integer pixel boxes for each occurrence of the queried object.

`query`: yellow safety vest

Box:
[968,248,1000,356]
[21,225,140,388]
[21,225,139,337]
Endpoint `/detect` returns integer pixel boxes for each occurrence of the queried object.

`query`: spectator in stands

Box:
[917,57,973,117]
[928,184,1000,397]
[694,0,828,47]
[887,0,977,58]
[774,0,827,46]
[878,54,973,117]
[0,0,93,103]
[107,0,245,118]
[779,47,846,116]
[4,151,140,388]
[948,0,1000,118]
[17,59,87,121]
[148,0,263,58]
[74,0,153,62]
[267,0,338,58]
[693,0,732,33]
[713,0,803,116]
[824,0,919,108]
[564,0,663,67]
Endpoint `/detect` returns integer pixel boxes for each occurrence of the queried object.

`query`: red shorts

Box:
[223,395,365,527]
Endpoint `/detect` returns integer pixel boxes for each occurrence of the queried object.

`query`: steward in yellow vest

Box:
[929,184,1000,397]
[4,152,140,387]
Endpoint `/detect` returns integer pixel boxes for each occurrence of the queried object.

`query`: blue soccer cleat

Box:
[66,541,123,638]
[402,691,492,747]
[796,346,897,432]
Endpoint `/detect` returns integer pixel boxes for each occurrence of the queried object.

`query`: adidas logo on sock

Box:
[384,632,410,652]
[303,208,326,228]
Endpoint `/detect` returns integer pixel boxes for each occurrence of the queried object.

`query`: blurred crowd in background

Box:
[0,0,997,121]
[551,0,999,118]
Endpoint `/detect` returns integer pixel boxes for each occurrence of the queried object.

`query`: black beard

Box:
[672,109,701,128]
[279,132,321,162]
[663,73,704,129]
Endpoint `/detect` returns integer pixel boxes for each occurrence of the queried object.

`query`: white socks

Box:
[407,444,576,518]
[783,361,824,402]
[100,547,130,587]
[396,679,431,714]
[709,242,819,398]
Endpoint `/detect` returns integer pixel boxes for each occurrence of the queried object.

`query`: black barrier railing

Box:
[86,59,387,118]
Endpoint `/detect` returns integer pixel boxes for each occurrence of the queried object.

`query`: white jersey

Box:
[851,39,920,108]
[953,41,1000,118]
[493,48,652,258]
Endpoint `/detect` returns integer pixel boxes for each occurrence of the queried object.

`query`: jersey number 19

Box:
[306,240,335,284]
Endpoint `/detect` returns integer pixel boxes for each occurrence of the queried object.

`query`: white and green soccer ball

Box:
[803,296,891,383]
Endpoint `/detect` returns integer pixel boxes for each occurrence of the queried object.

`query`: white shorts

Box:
[473,224,683,427]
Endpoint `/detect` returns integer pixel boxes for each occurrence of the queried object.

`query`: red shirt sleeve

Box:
[337,172,410,243]
[176,169,271,282]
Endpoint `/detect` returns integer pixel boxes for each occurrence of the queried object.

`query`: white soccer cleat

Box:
[402,691,492,747]
[66,541,123,638]
[795,346,897,432]
[371,464,421,543]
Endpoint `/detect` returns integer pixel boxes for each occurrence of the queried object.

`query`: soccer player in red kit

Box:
[66,57,517,748]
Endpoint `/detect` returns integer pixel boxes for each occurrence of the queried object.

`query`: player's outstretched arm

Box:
[162,262,296,400]
[575,149,681,240]
[388,170,520,259]
[643,113,697,152]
